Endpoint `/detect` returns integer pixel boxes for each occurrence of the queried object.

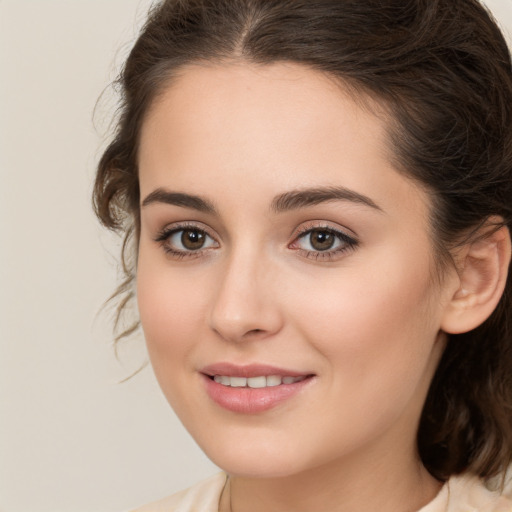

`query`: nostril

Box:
[243,328,266,339]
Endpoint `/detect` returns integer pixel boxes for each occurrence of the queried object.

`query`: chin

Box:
[212,456,305,479]
[197,433,317,478]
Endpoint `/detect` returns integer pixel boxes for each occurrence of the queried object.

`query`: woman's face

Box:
[137,63,457,477]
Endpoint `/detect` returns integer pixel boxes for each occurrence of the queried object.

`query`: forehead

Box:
[140,61,387,159]
[140,62,385,155]
[138,62,429,222]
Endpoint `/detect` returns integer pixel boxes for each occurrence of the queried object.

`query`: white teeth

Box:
[266,375,282,387]
[247,376,267,388]
[213,375,306,388]
[230,377,247,387]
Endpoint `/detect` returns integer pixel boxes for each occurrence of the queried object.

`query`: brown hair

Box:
[94,0,512,482]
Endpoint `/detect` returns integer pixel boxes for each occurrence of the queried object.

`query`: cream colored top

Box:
[131,471,512,512]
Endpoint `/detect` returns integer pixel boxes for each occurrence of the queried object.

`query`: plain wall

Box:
[1,1,511,511]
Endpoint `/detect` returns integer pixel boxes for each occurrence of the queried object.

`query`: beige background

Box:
[1,1,511,511]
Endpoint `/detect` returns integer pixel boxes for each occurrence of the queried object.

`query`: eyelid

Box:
[289,221,359,261]
[152,219,358,261]
[291,220,357,241]
[154,221,220,258]
[154,220,216,240]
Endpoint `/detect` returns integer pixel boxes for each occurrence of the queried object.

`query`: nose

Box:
[208,249,284,343]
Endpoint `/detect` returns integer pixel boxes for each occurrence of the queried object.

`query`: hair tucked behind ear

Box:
[94,0,512,481]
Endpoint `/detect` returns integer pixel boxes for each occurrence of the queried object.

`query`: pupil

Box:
[310,230,334,251]
[182,230,205,250]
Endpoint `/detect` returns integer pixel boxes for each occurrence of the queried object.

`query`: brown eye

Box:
[291,226,358,259]
[309,230,336,251]
[181,229,206,250]
[159,227,218,254]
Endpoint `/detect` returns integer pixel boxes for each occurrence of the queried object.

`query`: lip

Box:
[200,363,315,414]
[201,362,311,378]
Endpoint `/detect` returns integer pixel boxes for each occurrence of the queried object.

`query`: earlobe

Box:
[441,220,511,335]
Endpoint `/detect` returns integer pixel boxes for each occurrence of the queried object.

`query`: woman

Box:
[94,0,512,510]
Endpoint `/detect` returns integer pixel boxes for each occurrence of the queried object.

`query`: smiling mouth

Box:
[210,375,309,388]
[201,363,316,412]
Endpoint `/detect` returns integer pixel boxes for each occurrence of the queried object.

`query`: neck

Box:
[223,445,442,512]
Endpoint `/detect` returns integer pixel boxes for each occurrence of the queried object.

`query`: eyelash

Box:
[154,222,359,261]
[154,223,218,260]
[290,224,359,261]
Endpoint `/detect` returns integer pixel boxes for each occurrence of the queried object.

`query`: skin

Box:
[136,62,462,512]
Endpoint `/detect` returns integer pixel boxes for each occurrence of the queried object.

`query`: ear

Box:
[441,219,511,335]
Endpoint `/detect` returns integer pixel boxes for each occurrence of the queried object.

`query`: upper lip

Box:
[201,362,313,378]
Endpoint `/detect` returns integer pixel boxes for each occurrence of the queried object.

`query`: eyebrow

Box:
[141,185,382,214]
[271,186,383,213]
[141,188,215,213]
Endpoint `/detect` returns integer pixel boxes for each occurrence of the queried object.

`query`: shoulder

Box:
[421,470,512,512]
[448,471,512,512]
[130,472,227,512]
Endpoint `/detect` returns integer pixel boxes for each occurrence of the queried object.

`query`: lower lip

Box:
[202,374,314,414]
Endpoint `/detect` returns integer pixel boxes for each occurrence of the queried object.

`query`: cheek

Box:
[287,248,441,404]
[136,252,207,376]
[136,259,215,424]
